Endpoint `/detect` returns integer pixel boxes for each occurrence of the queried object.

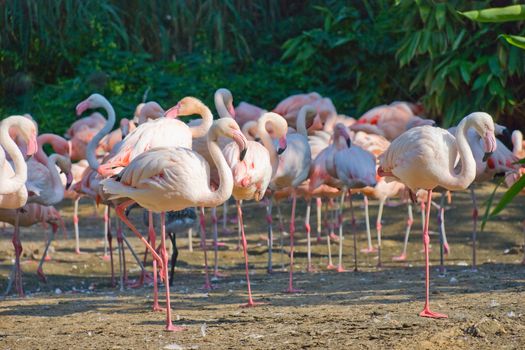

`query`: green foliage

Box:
[459,4,525,23]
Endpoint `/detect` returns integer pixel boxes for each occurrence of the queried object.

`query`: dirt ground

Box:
[1,182,525,350]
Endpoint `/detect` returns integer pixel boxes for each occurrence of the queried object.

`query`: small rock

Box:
[503,247,519,255]
[55,288,62,295]
[490,300,500,308]
[507,311,516,318]
[465,317,506,338]
[164,343,183,350]
[449,277,458,284]
[88,331,92,336]
[200,323,207,337]
[457,261,468,266]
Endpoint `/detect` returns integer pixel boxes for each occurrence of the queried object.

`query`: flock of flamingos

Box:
[1,88,524,331]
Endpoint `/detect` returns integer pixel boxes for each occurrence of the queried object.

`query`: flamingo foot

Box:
[258,234,275,242]
[307,265,317,273]
[360,247,377,254]
[75,249,85,255]
[316,236,322,244]
[165,324,186,332]
[392,254,407,261]
[336,265,347,273]
[44,255,52,262]
[213,271,229,278]
[329,233,339,242]
[37,267,47,283]
[326,263,336,270]
[284,287,304,293]
[153,305,166,312]
[419,307,448,319]
[443,242,450,255]
[101,254,111,261]
[215,242,227,247]
[240,301,267,308]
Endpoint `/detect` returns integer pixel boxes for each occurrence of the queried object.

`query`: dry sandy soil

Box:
[1,183,525,349]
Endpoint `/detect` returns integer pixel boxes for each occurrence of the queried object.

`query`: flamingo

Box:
[65,112,105,139]
[378,111,497,318]
[273,92,336,131]
[263,105,311,292]
[351,101,433,141]
[1,203,62,295]
[0,115,38,297]
[101,117,248,331]
[222,113,272,306]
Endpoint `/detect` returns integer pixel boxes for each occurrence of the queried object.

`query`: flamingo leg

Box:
[361,195,376,254]
[107,206,116,288]
[305,198,313,272]
[73,197,82,254]
[12,210,24,297]
[325,199,335,269]
[116,218,126,291]
[438,192,447,276]
[376,198,385,268]
[349,191,358,272]
[211,207,221,278]
[285,192,303,293]
[236,201,242,251]
[199,207,213,290]
[277,202,286,270]
[103,205,109,260]
[148,211,163,312]
[37,224,58,283]
[470,186,478,272]
[522,220,525,265]
[266,197,274,274]
[237,200,264,306]
[187,227,193,252]
[336,192,346,272]
[160,212,184,331]
[420,189,447,319]
[222,201,230,235]
[316,197,322,243]
[167,231,178,287]
[393,202,413,261]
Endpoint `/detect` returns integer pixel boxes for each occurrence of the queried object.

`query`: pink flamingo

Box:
[101,117,247,331]
[273,92,336,131]
[134,101,165,125]
[351,101,433,141]
[378,111,497,318]
[234,101,266,128]
[264,105,311,292]
[0,115,38,297]
[222,114,272,306]
[65,112,105,139]
[2,203,62,294]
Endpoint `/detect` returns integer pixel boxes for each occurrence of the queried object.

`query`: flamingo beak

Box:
[232,130,248,161]
[277,136,287,155]
[164,104,180,119]
[483,131,497,161]
[75,100,90,116]
[65,172,74,190]
[27,132,38,156]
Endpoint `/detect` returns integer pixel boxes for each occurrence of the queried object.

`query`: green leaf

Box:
[435,4,446,30]
[472,73,491,91]
[501,35,525,50]
[419,5,432,23]
[459,5,525,23]
[490,174,525,218]
[459,62,471,84]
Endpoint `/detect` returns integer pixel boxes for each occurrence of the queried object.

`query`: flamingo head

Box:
[334,123,351,148]
[76,93,105,116]
[469,112,497,161]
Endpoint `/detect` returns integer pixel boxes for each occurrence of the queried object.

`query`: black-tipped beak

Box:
[346,139,351,148]
[65,172,73,190]
[254,137,261,143]
[240,148,247,161]
[277,147,286,155]
[482,152,493,162]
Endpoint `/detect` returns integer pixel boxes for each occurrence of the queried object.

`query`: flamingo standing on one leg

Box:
[0,115,39,297]
[378,111,497,319]
[101,117,247,331]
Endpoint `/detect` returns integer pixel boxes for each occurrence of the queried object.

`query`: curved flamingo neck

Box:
[35,134,67,165]
[86,99,116,170]
[214,89,234,119]
[258,114,280,174]
[0,117,28,193]
[512,130,523,155]
[189,104,213,138]
[201,126,233,207]
[444,116,477,190]
[46,154,66,203]
[296,106,315,137]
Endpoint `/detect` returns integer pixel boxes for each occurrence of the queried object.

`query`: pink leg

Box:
[522,220,525,265]
[349,191,358,272]
[325,199,335,270]
[305,199,314,272]
[199,207,214,291]
[148,212,163,312]
[12,210,24,297]
[361,195,377,254]
[285,192,303,293]
[266,197,274,274]
[102,205,110,261]
[376,199,385,268]
[237,201,264,307]
[37,224,58,283]
[160,213,185,331]
[73,197,82,254]
[316,197,322,244]
[419,189,447,319]
[116,219,128,290]
[393,203,413,261]
[211,207,226,278]
[470,187,478,271]
[336,192,346,273]
[107,206,115,287]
